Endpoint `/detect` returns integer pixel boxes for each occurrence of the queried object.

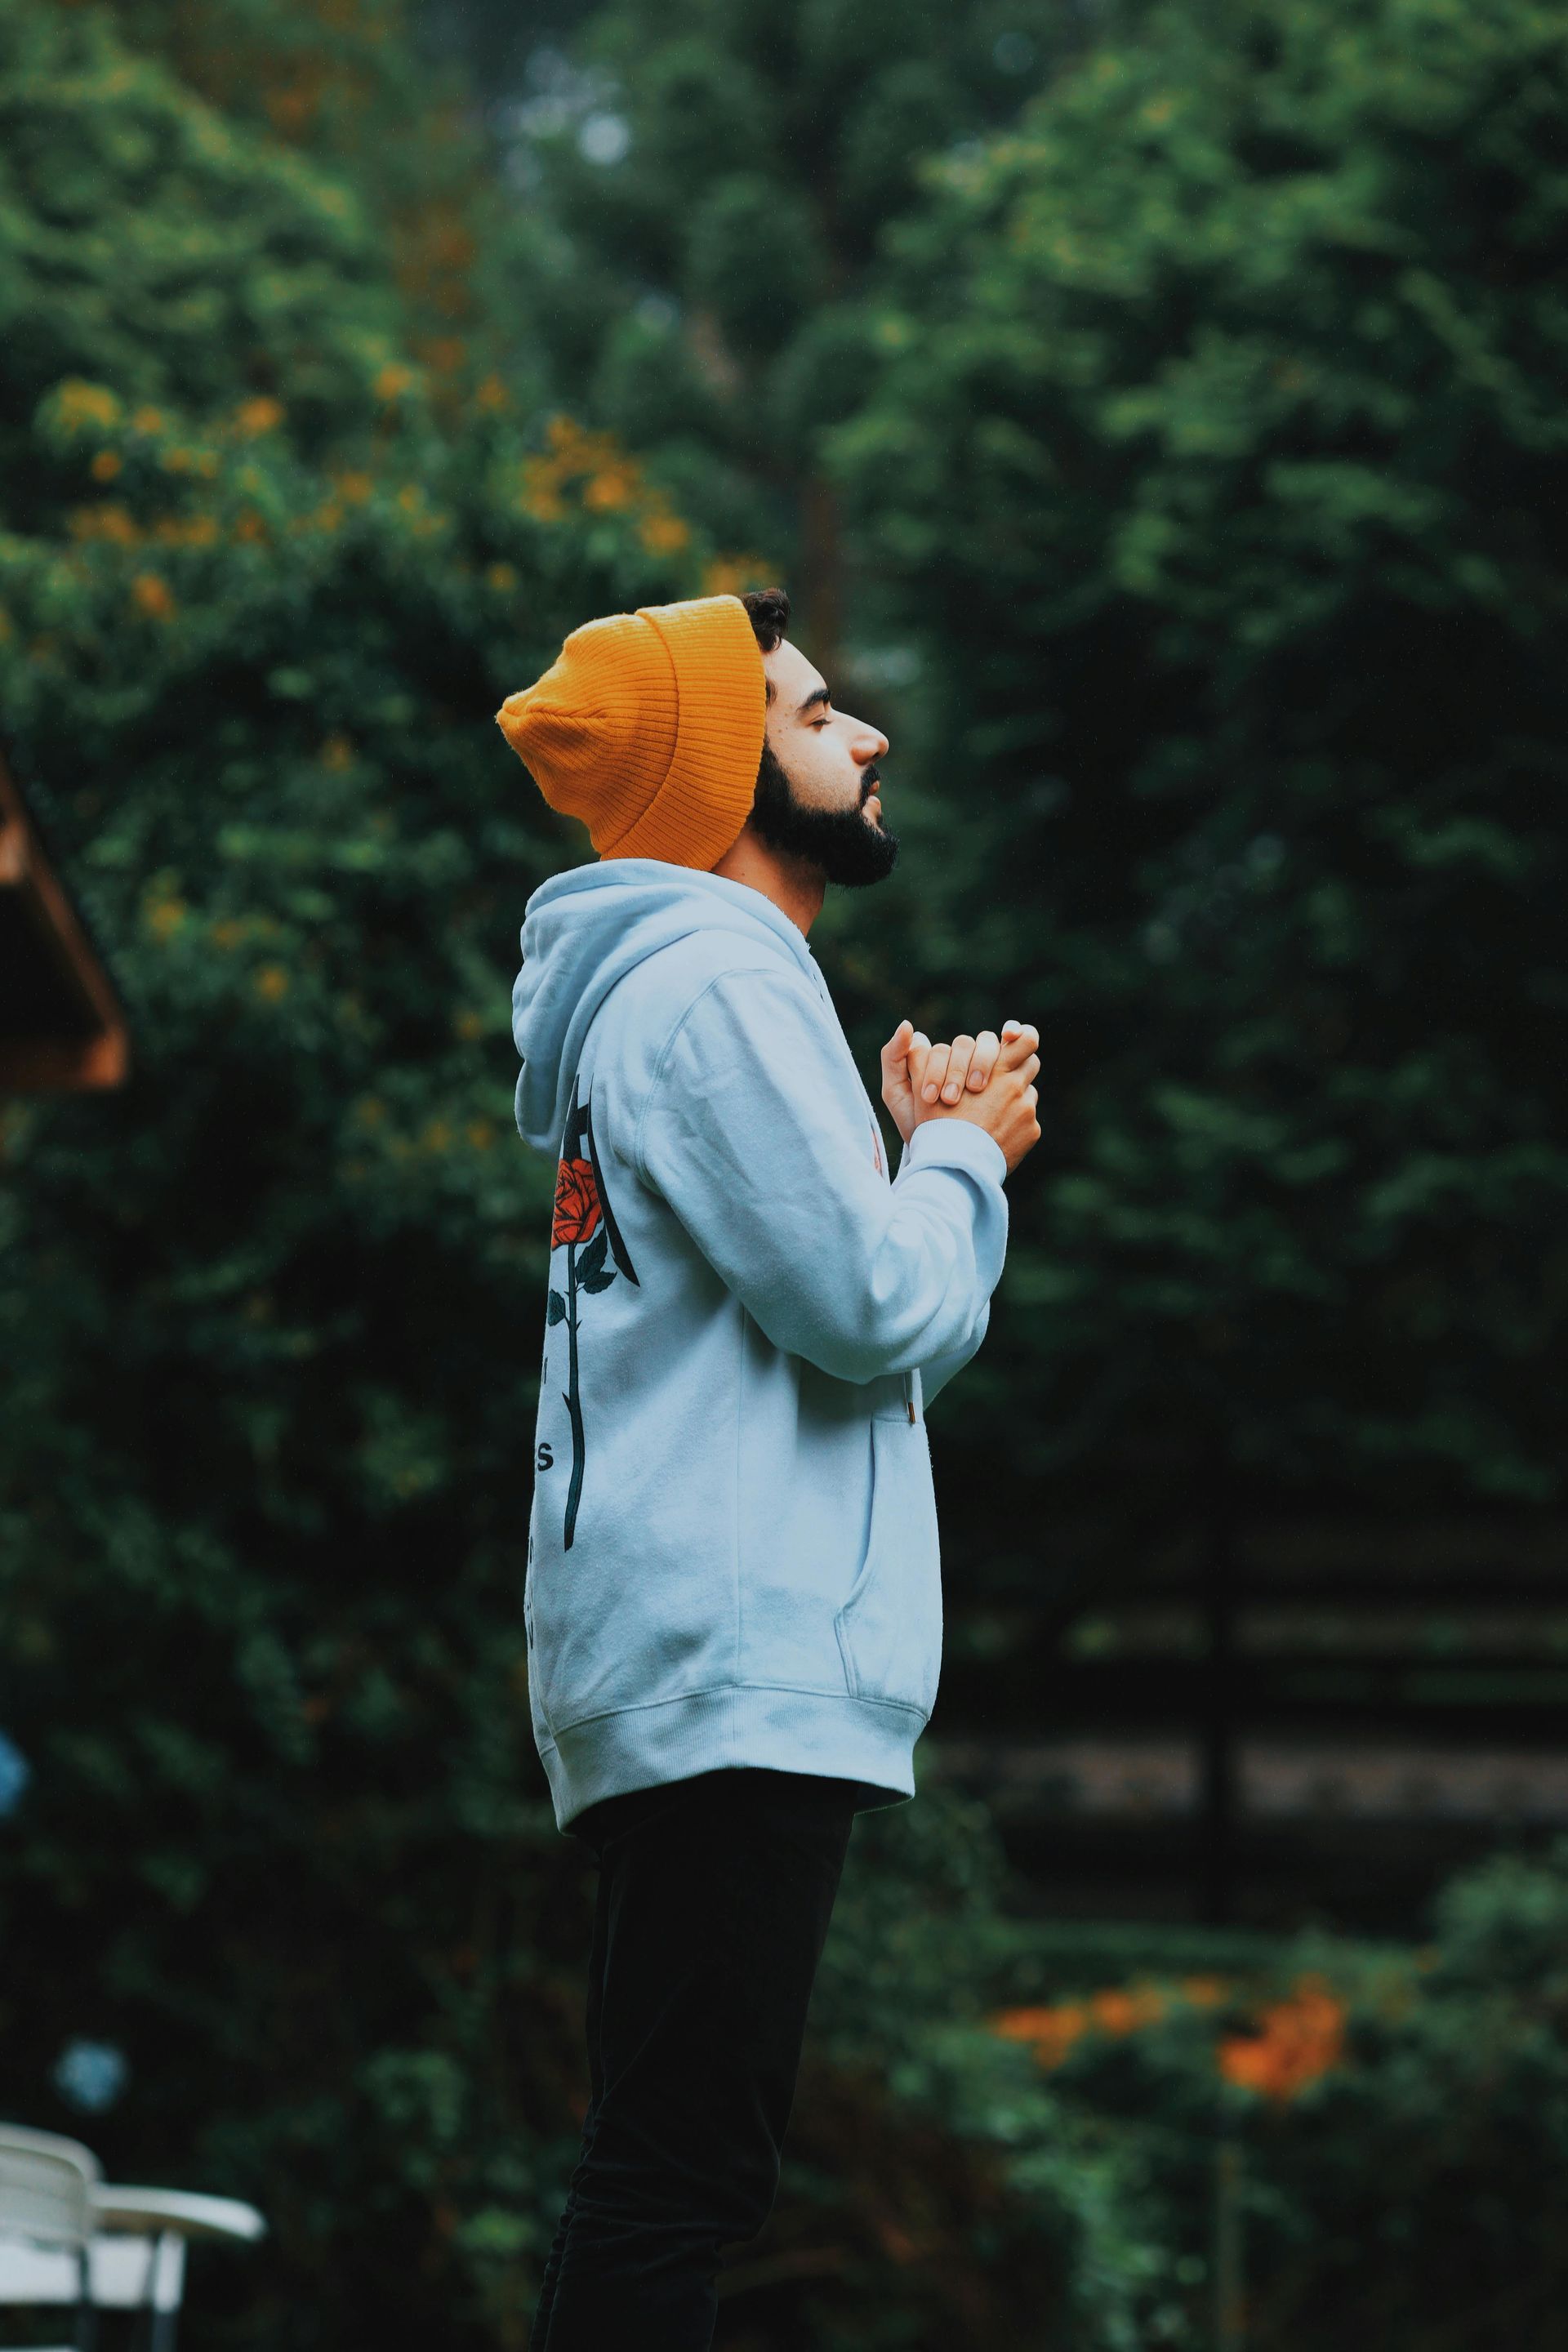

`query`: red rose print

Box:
[552,1156,603,1250]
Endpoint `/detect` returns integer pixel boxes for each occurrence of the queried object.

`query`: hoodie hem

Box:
[536,1682,924,1830]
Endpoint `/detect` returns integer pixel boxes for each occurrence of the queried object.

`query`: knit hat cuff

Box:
[599,596,765,870]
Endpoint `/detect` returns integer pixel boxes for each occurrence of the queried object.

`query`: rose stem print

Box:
[547,1083,638,1548]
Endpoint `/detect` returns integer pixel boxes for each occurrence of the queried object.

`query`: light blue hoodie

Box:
[512,860,1009,1831]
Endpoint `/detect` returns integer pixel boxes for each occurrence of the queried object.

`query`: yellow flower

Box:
[153,514,220,548]
[474,373,510,412]
[90,449,122,482]
[146,898,187,940]
[454,1010,484,1040]
[583,468,635,511]
[639,509,690,555]
[212,920,246,950]
[375,363,415,403]
[57,381,122,430]
[397,483,421,512]
[131,572,176,621]
[423,1119,452,1153]
[70,504,140,545]
[703,555,769,597]
[466,1119,495,1152]
[131,407,166,436]
[234,395,285,437]
[319,733,354,773]
[255,964,290,1002]
[234,510,270,545]
[334,471,373,504]
[354,1097,386,1128]
[485,562,517,593]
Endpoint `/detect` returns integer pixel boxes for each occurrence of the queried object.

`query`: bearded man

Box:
[497,586,1040,2349]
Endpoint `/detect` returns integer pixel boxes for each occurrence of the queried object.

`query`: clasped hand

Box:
[880,1017,1042,1176]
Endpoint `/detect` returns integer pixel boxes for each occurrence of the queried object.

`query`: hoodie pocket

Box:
[834,1415,942,1718]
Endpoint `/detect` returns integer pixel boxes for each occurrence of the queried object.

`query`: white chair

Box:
[0,2124,97,2350]
[0,2126,265,2352]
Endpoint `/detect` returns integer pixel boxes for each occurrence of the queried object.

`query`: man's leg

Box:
[530,1766,859,2352]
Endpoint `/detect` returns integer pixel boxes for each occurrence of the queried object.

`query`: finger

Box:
[967,1029,1000,1089]
[940,1034,978,1103]
[920,1041,952,1103]
[906,1031,932,1096]
[998,1022,1040,1067]
[880,1018,914,1071]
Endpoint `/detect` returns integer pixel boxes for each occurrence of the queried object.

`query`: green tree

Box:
[434,0,1084,649]
[832,0,1568,1586]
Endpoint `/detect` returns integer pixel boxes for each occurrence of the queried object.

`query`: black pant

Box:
[528,1766,863,2350]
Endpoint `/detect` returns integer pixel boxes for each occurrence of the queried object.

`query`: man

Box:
[497,586,1040,2349]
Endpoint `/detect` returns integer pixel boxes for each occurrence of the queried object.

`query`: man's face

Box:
[748,636,898,887]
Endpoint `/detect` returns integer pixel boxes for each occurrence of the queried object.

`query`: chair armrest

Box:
[91,2189,265,2243]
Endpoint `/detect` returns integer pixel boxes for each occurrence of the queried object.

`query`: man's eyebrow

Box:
[795,685,832,717]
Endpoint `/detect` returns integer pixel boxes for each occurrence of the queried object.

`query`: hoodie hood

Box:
[512,859,823,1153]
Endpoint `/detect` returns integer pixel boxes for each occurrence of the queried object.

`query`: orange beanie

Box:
[495,594,765,871]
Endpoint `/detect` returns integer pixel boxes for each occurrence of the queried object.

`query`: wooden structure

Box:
[934,1505,1568,1936]
[0,755,128,1093]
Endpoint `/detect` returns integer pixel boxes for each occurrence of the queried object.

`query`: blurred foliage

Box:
[828,0,1568,1567]
[970,1833,1568,2352]
[4,0,1568,2347]
[426,0,1088,639]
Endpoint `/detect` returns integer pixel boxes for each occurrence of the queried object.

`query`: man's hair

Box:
[741,586,791,666]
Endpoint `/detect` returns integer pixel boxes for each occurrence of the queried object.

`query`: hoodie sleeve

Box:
[890,1143,992,1408]
[635,967,1008,1386]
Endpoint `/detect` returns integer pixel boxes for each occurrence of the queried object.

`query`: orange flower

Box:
[90,449,122,482]
[990,2002,1091,2069]
[1090,1984,1165,2035]
[1218,1975,1345,2103]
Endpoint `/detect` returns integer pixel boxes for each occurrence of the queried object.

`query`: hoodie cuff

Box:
[902,1116,1009,1190]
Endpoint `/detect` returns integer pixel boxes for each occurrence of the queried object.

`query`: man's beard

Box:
[746,742,900,887]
